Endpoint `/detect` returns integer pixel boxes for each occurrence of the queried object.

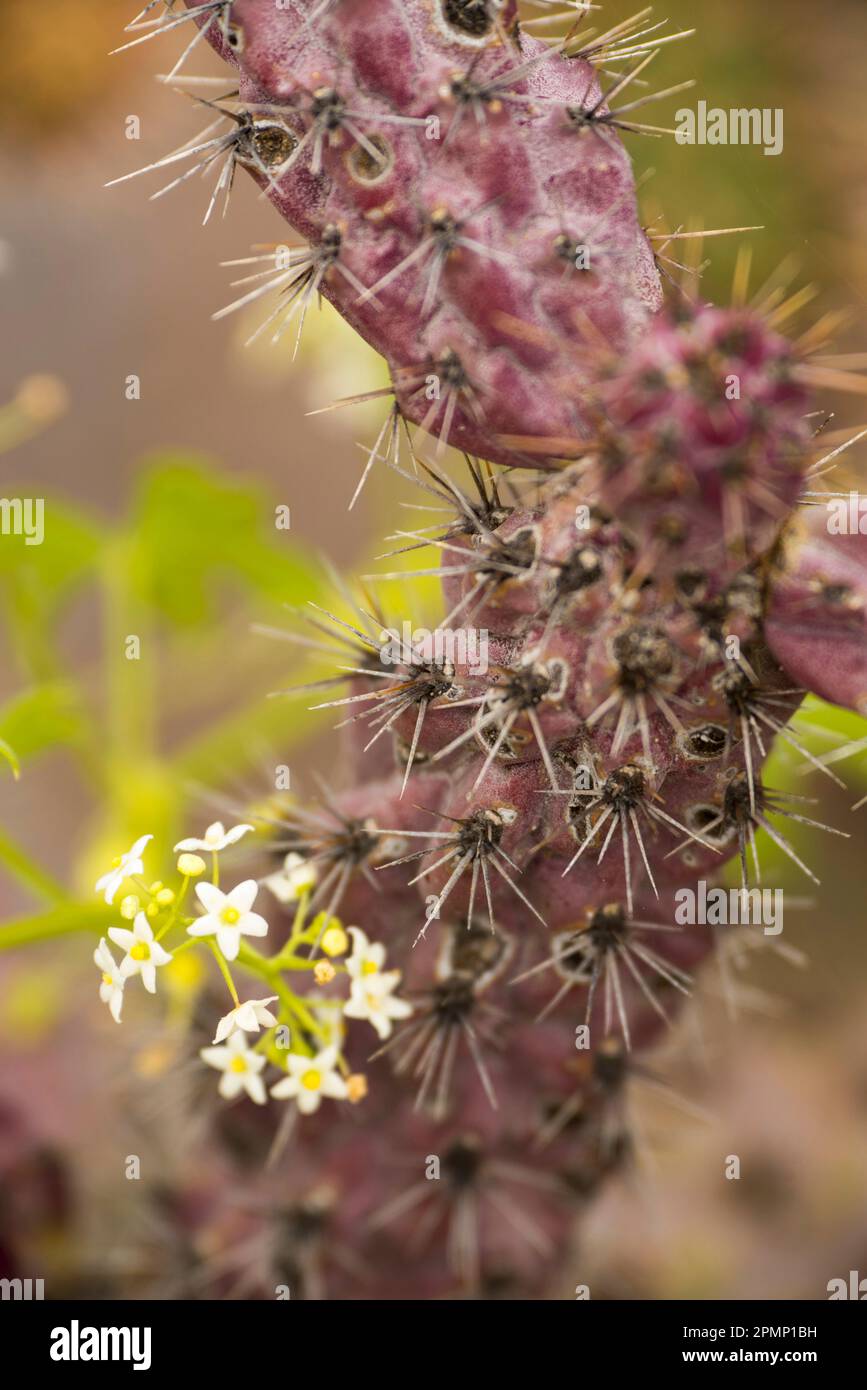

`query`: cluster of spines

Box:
[107,0,867,1298]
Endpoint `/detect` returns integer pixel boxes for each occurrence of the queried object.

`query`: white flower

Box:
[174,821,254,854]
[213,996,279,1044]
[263,851,317,905]
[93,937,125,1023]
[188,879,269,961]
[108,913,172,993]
[310,997,347,1050]
[95,834,152,905]
[345,926,387,980]
[270,1045,348,1114]
[343,971,413,1041]
[200,1030,267,1104]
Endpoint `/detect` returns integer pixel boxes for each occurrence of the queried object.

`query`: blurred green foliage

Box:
[0,434,448,956]
[0,450,328,941]
[130,455,316,626]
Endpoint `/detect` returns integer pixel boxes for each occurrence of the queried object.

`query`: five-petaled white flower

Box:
[95,834,152,905]
[213,995,279,1044]
[310,997,346,1050]
[188,879,269,961]
[263,851,317,904]
[93,937,125,1023]
[344,970,413,1041]
[108,913,172,993]
[270,1045,348,1114]
[200,1030,267,1105]
[345,925,387,981]
[174,821,254,854]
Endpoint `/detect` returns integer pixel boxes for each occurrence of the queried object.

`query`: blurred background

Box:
[1,0,866,1299]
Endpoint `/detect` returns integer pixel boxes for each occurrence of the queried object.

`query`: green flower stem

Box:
[291,893,310,936]
[103,536,156,768]
[269,953,321,972]
[260,1033,296,1067]
[237,942,327,1040]
[237,942,272,974]
[0,902,113,951]
[0,739,21,781]
[169,935,204,956]
[155,874,190,941]
[265,894,335,971]
[208,941,240,1007]
[0,895,329,1045]
[281,990,327,1040]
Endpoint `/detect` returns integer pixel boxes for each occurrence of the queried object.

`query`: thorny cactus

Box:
[100,0,867,1298]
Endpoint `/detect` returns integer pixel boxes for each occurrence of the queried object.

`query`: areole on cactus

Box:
[93,0,867,1298]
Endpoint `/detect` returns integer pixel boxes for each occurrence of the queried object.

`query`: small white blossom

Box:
[270,1045,348,1114]
[200,1030,267,1104]
[263,851,317,904]
[345,926,387,980]
[310,997,347,1050]
[343,970,413,1041]
[174,821,254,854]
[108,913,172,993]
[93,937,125,1023]
[188,879,269,961]
[95,834,152,905]
[213,996,279,1044]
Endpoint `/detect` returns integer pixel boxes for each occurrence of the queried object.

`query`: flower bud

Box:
[177,853,206,877]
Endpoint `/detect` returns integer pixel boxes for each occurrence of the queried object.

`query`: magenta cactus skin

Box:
[181,0,664,467]
[766,514,867,715]
[589,307,815,580]
[103,0,867,1298]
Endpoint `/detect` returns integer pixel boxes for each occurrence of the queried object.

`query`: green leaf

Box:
[0,683,83,764]
[129,453,321,627]
[0,499,103,681]
[767,697,867,792]
[0,495,101,605]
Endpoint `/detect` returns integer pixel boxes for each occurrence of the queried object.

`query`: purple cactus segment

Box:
[588,305,814,575]
[138,0,856,1301]
[186,0,663,466]
[766,514,867,715]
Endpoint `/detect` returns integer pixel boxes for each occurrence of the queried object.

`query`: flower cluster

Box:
[91,824,411,1114]
[90,0,867,1299]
